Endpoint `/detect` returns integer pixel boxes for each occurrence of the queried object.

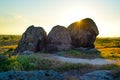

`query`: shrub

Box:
[16,54,52,70]
[0,54,8,62]
[0,54,52,71]
[0,56,23,71]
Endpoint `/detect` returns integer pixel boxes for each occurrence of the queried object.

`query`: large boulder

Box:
[46,25,71,52]
[68,18,99,48]
[15,25,47,54]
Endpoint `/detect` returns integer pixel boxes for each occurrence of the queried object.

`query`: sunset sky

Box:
[0,0,120,37]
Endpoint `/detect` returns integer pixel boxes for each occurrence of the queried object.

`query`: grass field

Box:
[0,35,21,53]
[95,37,120,60]
[0,35,120,72]
[0,35,120,60]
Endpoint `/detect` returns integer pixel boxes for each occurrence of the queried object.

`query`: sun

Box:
[59,9,93,27]
[77,20,81,23]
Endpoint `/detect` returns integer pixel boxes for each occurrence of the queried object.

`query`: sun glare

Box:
[59,8,94,27]
[77,20,81,23]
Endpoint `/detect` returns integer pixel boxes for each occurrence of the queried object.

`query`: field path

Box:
[48,55,119,65]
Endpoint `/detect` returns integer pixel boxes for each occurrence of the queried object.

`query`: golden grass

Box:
[95,45,105,49]
[0,45,17,53]
[114,62,120,66]
[97,48,120,60]
[0,45,17,49]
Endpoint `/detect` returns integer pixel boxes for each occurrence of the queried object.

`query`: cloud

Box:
[0,13,27,23]
[14,14,27,22]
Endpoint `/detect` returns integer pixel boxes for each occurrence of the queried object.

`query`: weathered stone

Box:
[15,25,47,54]
[68,18,99,48]
[112,68,120,80]
[22,50,33,55]
[0,70,63,80]
[46,25,71,52]
[81,70,113,80]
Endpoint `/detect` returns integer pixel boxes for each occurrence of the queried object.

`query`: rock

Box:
[112,68,120,80]
[46,25,71,52]
[22,50,33,55]
[81,70,113,80]
[68,18,99,48]
[15,25,47,54]
[0,70,63,80]
[62,70,83,80]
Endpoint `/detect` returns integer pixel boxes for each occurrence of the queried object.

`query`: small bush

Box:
[0,56,23,71]
[16,54,52,70]
[0,54,8,62]
[0,54,53,71]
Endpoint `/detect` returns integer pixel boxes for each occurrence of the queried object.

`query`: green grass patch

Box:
[0,54,120,73]
[63,49,101,59]
[100,64,120,70]
[0,54,98,73]
[53,63,95,73]
[0,54,52,71]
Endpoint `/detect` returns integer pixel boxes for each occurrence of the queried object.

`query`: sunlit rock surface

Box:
[68,18,99,48]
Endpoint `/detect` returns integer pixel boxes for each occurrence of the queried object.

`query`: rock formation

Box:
[81,70,113,80]
[0,69,119,80]
[0,70,63,80]
[15,18,99,54]
[68,18,99,48]
[15,25,47,54]
[46,25,71,52]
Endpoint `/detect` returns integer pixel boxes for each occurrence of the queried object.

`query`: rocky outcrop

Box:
[0,69,119,80]
[81,70,113,80]
[68,18,99,48]
[46,25,71,52]
[15,18,99,53]
[64,69,120,80]
[0,70,63,80]
[15,25,47,54]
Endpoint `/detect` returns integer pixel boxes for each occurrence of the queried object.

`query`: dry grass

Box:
[114,62,120,66]
[95,37,120,60]
[0,45,17,49]
[98,48,120,60]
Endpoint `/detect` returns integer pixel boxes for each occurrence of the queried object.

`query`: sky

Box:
[0,0,120,37]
